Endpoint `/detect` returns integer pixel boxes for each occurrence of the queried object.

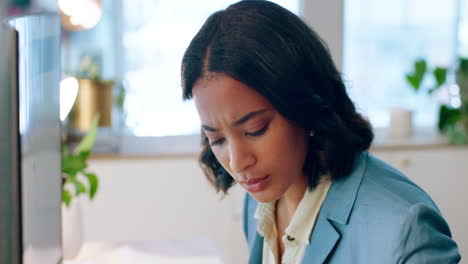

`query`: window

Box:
[121,0,299,137]
[460,0,468,57]
[343,0,460,128]
[118,0,467,154]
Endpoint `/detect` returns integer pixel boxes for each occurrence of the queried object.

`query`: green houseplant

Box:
[445,57,468,144]
[62,115,100,207]
[406,59,447,94]
[406,58,468,144]
[389,59,440,138]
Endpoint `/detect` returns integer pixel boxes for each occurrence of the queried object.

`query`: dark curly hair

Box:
[181,0,373,194]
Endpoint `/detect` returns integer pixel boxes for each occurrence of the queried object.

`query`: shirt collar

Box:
[285,176,332,244]
[254,200,276,240]
[254,175,332,244]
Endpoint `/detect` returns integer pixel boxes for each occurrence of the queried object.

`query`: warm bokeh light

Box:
[58,0,102,30]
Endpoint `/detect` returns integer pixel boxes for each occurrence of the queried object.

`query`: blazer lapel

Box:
[248,232,263,264]
[303,152,369,263]
[302,217,340,263]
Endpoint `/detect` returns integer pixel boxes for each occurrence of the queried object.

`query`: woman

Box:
[181,1,461,263]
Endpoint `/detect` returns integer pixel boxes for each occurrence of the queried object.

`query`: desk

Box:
[63,239,225,264]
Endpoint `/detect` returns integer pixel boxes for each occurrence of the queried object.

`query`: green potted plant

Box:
[61,115,100,259]
[62,114,100,207]
[440,57,468,144]
[389,59,435,138]
[406,57,468,144]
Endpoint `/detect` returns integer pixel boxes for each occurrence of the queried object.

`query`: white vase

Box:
[389,107,413,138]
[61,197,83,259]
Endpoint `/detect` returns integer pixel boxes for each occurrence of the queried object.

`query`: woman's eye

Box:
[209,138,225,147]
[246,124,268,137]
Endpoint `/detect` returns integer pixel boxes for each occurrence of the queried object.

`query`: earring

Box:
[309,130,315,137]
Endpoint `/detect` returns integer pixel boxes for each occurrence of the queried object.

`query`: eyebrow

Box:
[201,109,268,132]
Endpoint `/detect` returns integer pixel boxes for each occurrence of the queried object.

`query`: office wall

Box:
[300,0,344,71]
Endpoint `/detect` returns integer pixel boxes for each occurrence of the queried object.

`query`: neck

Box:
[277,175,308,220]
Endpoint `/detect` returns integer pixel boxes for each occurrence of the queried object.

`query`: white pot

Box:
[389,107,413,138]
[61,197,83,259]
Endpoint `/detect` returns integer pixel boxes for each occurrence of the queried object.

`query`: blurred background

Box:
[3,0,468,263]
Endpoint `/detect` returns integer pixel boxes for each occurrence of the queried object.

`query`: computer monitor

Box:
[0,13,62,264]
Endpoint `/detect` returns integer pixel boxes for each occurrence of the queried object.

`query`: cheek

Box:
[288,133,309,168]
[211,147,234,175]
[264,126,308,171]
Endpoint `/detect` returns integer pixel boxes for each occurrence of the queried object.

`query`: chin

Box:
[248,190,281,203]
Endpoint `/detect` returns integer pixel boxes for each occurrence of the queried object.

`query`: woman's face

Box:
[193,74,309,203]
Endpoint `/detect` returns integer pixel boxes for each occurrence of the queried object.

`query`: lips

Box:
[241,175,270,192]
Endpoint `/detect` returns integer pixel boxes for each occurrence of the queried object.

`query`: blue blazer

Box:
[243,152,461,263]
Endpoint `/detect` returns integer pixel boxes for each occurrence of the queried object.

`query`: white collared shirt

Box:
[254,176,332,264]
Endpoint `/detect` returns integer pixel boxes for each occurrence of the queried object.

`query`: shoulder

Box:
[341,153,461,262]
[326,152,440,225]
[393,202,461,263]
[348,153,442,232]
[357,153,439,213]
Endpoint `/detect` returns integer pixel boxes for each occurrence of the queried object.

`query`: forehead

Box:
[192,74,272,124]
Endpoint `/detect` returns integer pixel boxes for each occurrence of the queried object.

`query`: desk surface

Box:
[63,239,225,264]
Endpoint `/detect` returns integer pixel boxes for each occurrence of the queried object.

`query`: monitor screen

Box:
[6,13,62,264]
[0,18,22,264]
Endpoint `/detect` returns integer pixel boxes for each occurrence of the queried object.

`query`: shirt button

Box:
[287,235,295,241]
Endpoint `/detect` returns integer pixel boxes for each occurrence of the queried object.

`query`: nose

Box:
[229,139,255,174]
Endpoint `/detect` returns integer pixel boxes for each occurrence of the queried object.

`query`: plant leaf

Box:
[74,114,100,155]
[62,153,87,176]
[63,189,72,207]
[433,67,447,87]
[459,57,468,74]
[438,104,462,132]
[447,125,468,145]
[115,82,126,111]
[414,59,427,77]
[406,59,427,92]
[84,172,99,200]
[406,74,419,91]
[79,150,91,162]
[69,177,87,196]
